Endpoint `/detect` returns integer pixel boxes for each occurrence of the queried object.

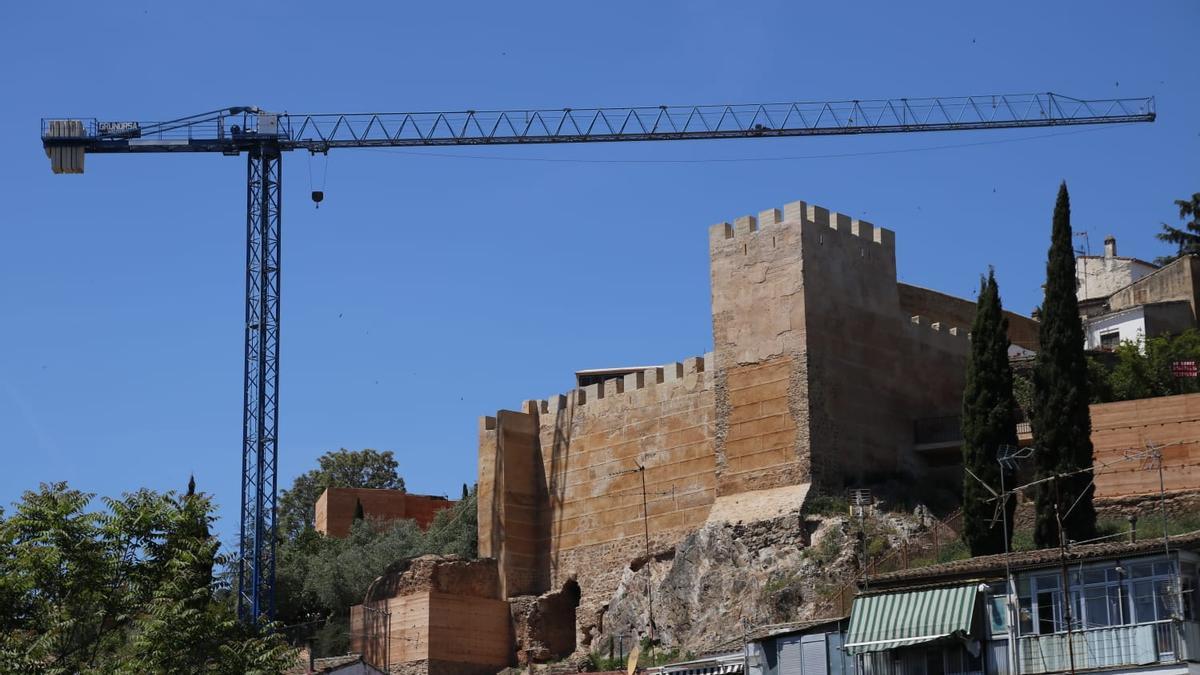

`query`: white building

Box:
[1076,236,1158,306]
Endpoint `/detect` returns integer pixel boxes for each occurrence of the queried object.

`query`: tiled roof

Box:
[865,529,1200,589]
[748,617,849,641]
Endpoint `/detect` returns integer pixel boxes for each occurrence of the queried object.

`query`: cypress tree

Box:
[961,270,1018,555]
[353,498,365,522]
[1031,182,1097,548]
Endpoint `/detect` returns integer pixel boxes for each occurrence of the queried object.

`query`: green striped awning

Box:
[845,584,980,655]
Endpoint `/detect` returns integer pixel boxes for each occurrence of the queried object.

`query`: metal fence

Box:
[1016,620,1198,674]
[812,509,964,618]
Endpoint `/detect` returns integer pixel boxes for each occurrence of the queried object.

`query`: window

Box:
[1077,567,1128,628]
[1028,574,1064,634]
[1099,330,1120,350]
[1018,557,1187,635]
[985,584,1008,635]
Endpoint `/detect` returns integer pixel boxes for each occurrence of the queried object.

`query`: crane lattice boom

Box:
[44,92,1153,162]
[38,91,1155,623]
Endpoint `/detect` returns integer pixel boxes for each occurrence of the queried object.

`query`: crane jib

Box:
[35,91,1156,622]
[42,93,1156,168]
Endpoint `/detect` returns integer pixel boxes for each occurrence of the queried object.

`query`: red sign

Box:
[1172,361,1198,377]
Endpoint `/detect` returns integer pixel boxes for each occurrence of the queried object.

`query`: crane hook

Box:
[307,150,329,209]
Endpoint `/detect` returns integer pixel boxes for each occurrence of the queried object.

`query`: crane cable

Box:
[307,152,329,208]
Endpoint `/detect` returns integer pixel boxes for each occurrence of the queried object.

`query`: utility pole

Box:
[743,619,751,675]
[1054,479,1077,675]
[997,444,1035,675]
[639,463,656,645]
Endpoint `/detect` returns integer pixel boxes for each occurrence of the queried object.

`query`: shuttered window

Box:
[801,634,828,675]
[778,636,803,675]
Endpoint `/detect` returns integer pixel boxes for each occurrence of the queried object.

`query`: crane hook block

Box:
[311,190,324,208]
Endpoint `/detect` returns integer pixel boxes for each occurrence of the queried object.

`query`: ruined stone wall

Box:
[352,592,430,667]
[351,592,512,675]
[351,557,512,675]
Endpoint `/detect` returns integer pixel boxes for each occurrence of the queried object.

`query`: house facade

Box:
[1076,244,1200,351]
[840,532,1200,675]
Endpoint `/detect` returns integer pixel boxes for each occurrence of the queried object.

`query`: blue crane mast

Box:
[39,92,1155,623]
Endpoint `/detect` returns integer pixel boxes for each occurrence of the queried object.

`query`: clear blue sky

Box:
[1,1,1196,545]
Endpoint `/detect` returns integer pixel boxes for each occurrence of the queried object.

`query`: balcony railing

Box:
[1016,620,1198,674]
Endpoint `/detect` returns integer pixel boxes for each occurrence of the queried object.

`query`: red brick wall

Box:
[316,487,455,538]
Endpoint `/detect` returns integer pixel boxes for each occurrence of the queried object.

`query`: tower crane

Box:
[40,92,1155,622]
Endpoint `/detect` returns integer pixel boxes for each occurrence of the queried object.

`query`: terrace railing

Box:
[1016,620,1199,674]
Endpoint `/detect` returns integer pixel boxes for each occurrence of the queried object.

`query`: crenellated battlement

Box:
[480,353,715,431]
[477,194,991,644]
[907,314,970,346]
[708,198,896,251]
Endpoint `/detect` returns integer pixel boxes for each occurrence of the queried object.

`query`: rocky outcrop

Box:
[590,504,943,655]
[591,511,837,654]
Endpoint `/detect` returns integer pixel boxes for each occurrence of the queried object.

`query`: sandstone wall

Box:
[477,196,980,650]
[351,558,512,675]
[708,207,809,494]
[351,592,511,675]
[351,592,429,667]
[1091,392,1200,498]
[478,411,548,598]
[897,282,1040,352]
[479,356,717,644]
[709,201,969,489]
[427,592,513,668]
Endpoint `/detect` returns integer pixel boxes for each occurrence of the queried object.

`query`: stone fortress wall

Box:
[477,197,1025,645]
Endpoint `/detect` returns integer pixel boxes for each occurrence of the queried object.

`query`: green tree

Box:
[420,486,478,560]
[1107,341,1156,401]
[961,270,1018,555]
[1031,183,1098,548]
[274,487,478,656]
[1091,330,1200,402]
[278,449,405,541]
[121,488,295,674]
[0,481,295,673]
[1155,192,1200,265]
